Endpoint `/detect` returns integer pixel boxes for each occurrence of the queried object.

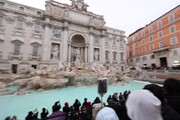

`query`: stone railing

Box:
[8,52,23,60]
[29,54,41,61]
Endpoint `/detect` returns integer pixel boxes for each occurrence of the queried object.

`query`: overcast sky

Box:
[8,0,180,37]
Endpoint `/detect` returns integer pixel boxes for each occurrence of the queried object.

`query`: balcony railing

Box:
[9,52,23,60]
[29,54,41,61]
[152,46,170,53]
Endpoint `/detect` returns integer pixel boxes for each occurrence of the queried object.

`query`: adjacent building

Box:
[127,5,180,68]
[0,0,126,73]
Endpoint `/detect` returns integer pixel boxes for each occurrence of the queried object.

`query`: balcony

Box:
[152,46,170,54]
[29,54,41,61]
[9,52,23,60]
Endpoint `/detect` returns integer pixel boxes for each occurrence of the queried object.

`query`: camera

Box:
[97,78,108,95]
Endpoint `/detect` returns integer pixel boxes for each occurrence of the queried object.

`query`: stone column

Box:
[110,40,113,64]
[85,46,88,63]
[100,30,106,63]
[62,21,68,62]
[68,44,71,62]
[88,27,94,63]
[42,17,51,61]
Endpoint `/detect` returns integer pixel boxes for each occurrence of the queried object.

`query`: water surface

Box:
[0,80,147,120]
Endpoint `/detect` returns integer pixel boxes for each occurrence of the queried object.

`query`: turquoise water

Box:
[0,80,147,120]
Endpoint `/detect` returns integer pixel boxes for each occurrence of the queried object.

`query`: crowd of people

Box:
[4,78,180,120]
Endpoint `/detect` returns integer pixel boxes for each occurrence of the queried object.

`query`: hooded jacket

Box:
[126,90,163,120]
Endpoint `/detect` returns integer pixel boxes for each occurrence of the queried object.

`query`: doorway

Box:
[12,64,18,74]
[160,57,167,68]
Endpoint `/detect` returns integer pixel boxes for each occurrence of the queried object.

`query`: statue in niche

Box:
[74,48,83,68]
[51,45,59,60]
[94,49,99,61]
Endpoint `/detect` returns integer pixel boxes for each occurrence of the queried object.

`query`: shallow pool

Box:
[0,80,148,120]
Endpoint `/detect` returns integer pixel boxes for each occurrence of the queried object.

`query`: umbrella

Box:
[48,111,66,120]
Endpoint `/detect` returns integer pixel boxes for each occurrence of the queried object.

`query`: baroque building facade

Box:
[127,5,180,68]
[0,0,126,73]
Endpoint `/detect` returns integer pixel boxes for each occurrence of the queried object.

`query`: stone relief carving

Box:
[52,28,61,38]
[94,49,99,61]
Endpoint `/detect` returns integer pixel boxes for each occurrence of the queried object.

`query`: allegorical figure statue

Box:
[94,50,99,61]
[51,45,59,60]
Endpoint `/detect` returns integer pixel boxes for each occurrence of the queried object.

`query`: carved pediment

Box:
[30,42,41,46]
[11,39,24,44]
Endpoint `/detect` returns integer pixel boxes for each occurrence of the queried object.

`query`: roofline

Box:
[128,5,180,38]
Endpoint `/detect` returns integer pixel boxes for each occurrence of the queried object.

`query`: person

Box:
[41,107,49,119]
[96,107,119,120]
[25,111,33,120]
[73,99,81,113]
[5,116,11,120]
[163,78,180,114]
[11,115,17,120]
[63,102,70,119]
[52,101,61,113]
[82,98,88,107]
[144,83,180,120]
[126,90,163,120]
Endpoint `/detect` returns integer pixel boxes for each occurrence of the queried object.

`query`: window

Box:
[0,16,2,26]
[169,14,174,23]
[170,26,175,33]
[135,35,138,40]
[142,47,146,53]
[136,42,138,47]
[149,35,153,41]
[14,44,21,55]
[136,57,140,62]
[173,50,178,56]
[32,46,38,56]
[135,49,139,55]
[35,24,41,33]
[130,59,133,62]
[120,52,124,61]
[141,31,145,37]
[105,39,109,45]
[129,51,132,57]
[19,7,24,11]
[158,21,162,29]
[158,31,163,38]
[149,44,154,51]
[150,55,155,59]
[113,52,117,60]
[105,51,109,60]
[170,36,177,45]
[159,41,164,47]
[113,40,116,45]
[0,41,3,52]
[16,20,23,30]
[37,11,42,15]
[142,56,147,60]
[0,2,5,7]
[149,26,153,33]
[142,39,145,45]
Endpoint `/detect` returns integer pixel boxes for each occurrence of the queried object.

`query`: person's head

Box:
[96,107,119,120]
[126,90,163,120]
[65,102,69,107]
[143,84,165,103]
[163,78,180,95]
[84,98,87,101]
[5,116,11,120]
[42,108,46,112]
